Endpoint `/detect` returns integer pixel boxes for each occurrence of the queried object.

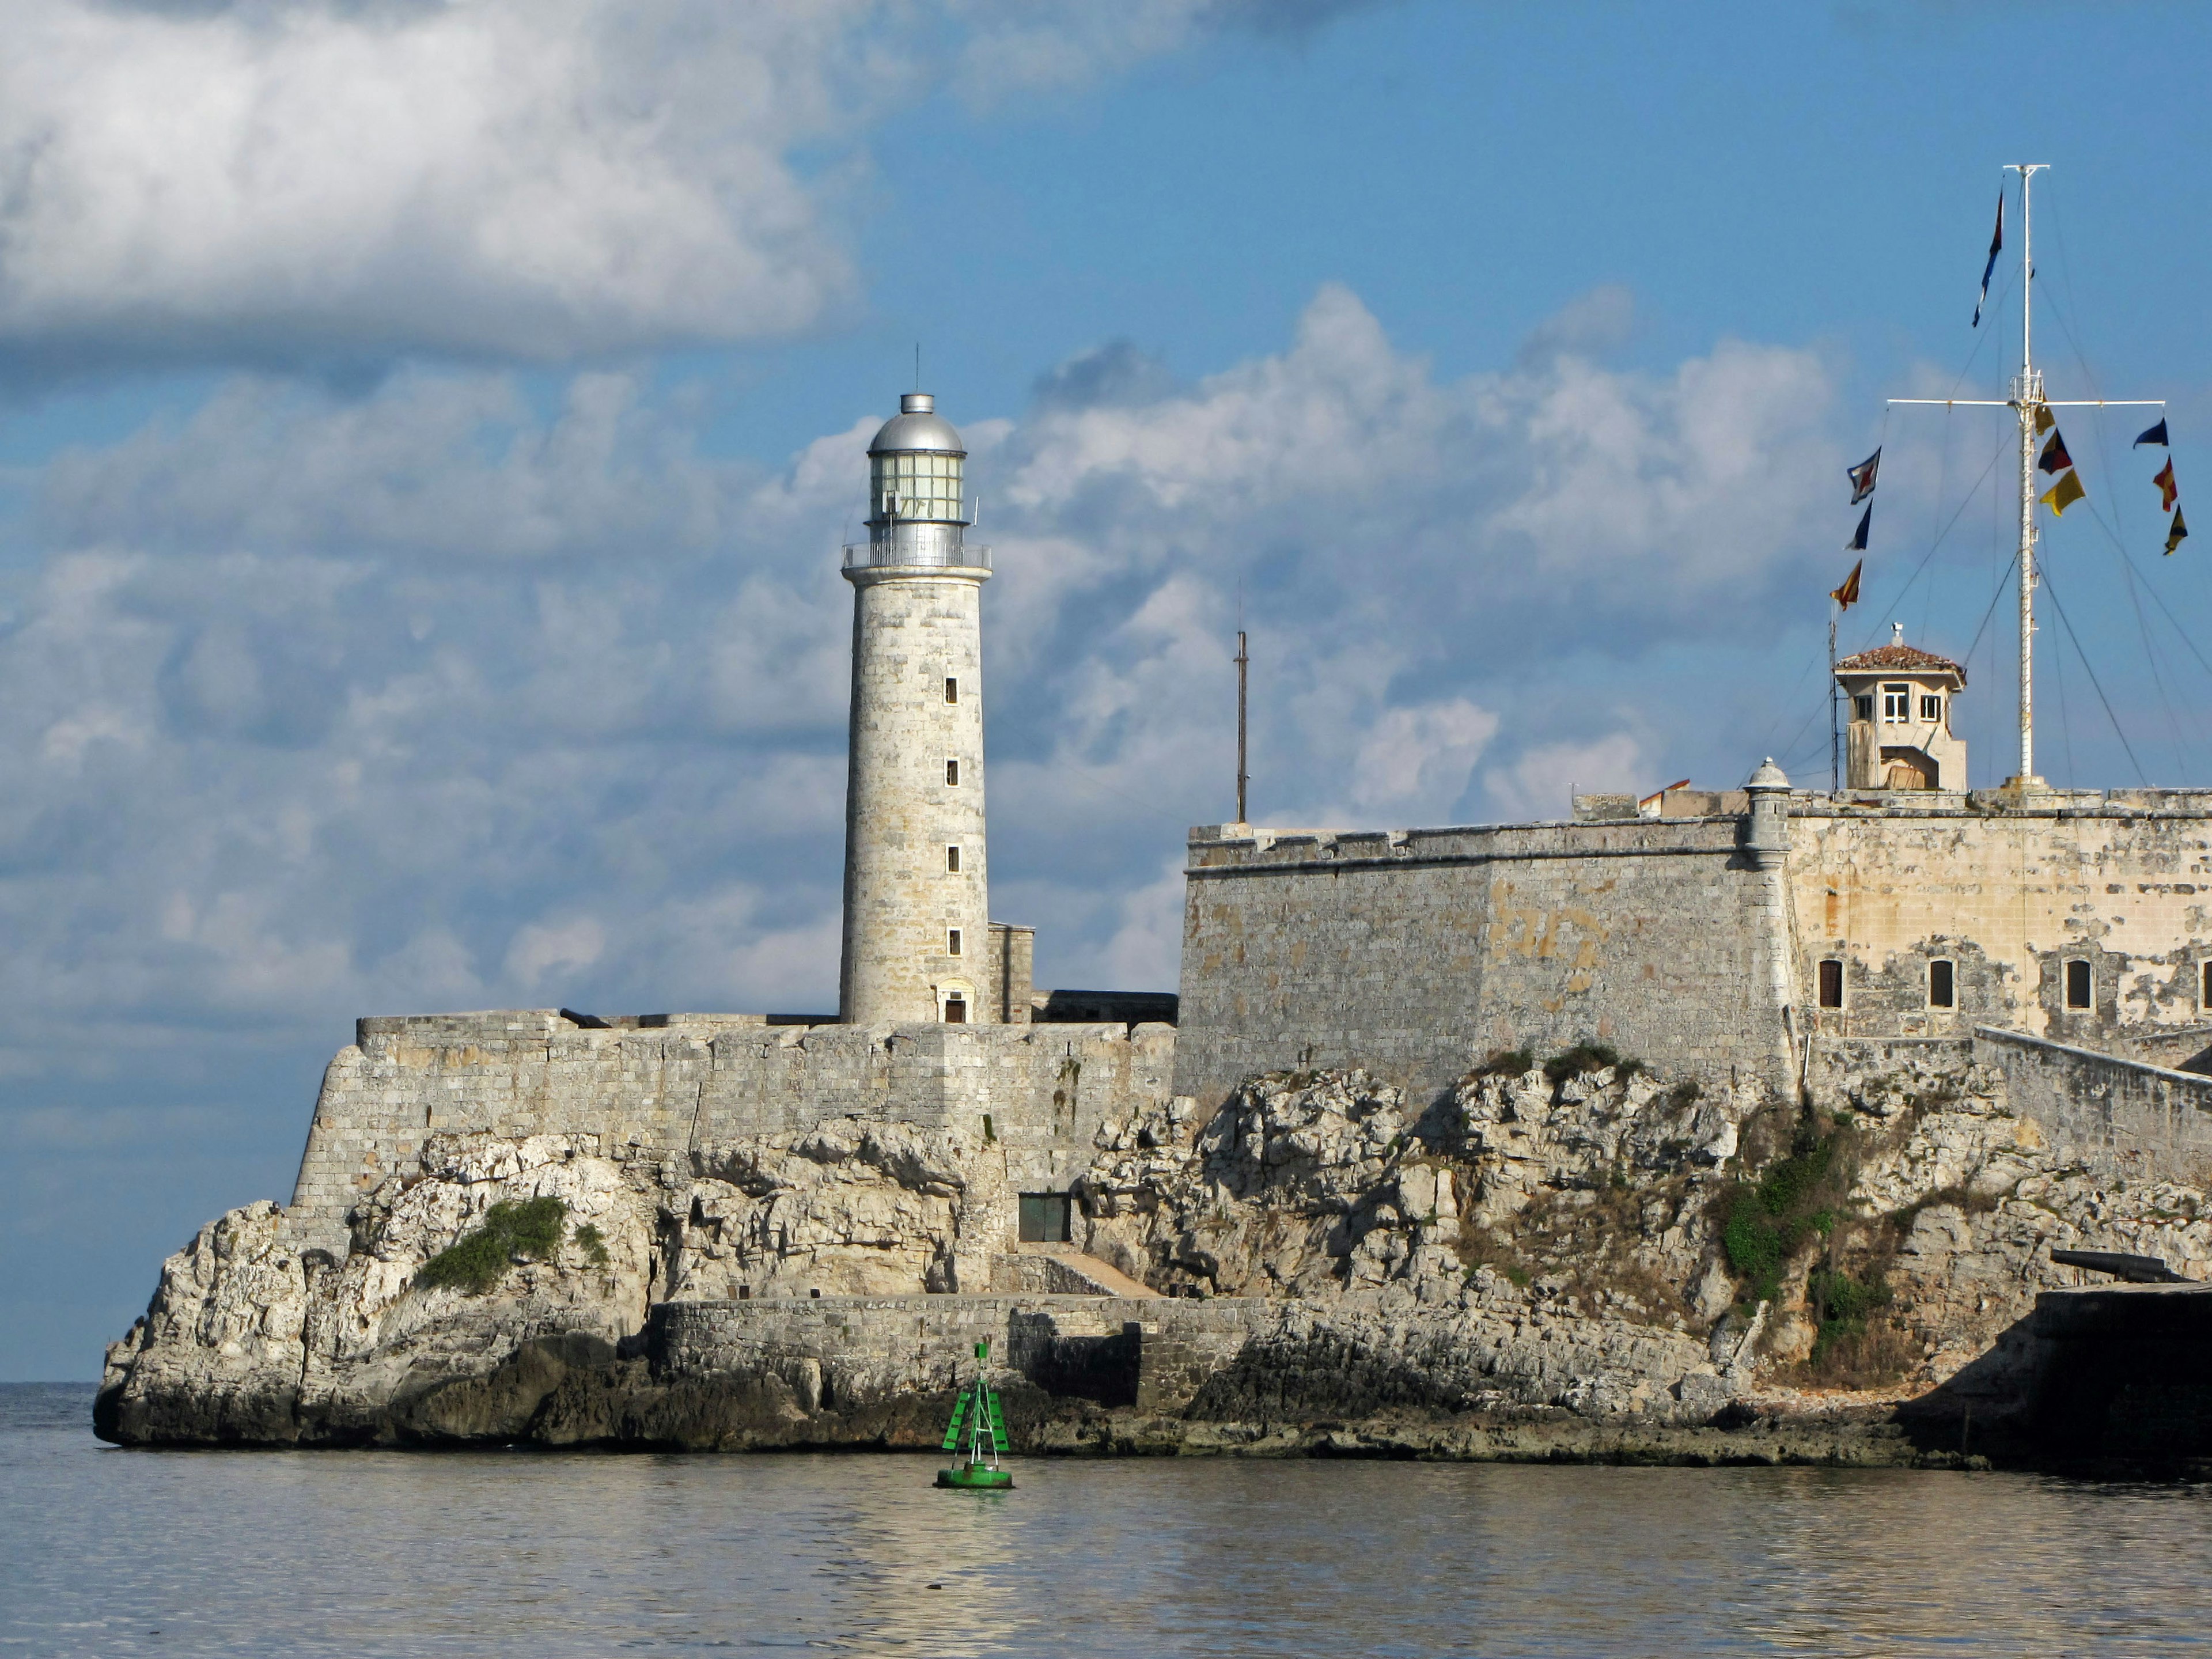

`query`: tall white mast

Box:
[1888,164,2162,794]
[2013,163,2047,786]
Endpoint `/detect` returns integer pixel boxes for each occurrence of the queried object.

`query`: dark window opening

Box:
[1929,959,1955,1008]
[946,758,960,785]
[1018,1192,1072,1244]
[1818,959,1844,1009]
[1921,694,1943,722]
[948,928,962,957]
[945,844,961,873]
[944,994,967,1024]
[2066,960,2092,1009]
[945,677,959,704]
[2202,960,2212,1009]
[1853,695,1874,722]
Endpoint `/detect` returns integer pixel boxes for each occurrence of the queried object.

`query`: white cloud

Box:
[1349,698,1501,820]
[0,280,1850,1075]
[0,0,1345,367]
[504,918,607,988]
[1482,733,1645,824]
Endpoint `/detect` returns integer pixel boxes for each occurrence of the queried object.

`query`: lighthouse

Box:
[838,393,996,1025]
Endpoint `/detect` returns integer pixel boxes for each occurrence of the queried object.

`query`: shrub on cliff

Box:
[1541,1042,1645,1085]
[416,1196,570,1294]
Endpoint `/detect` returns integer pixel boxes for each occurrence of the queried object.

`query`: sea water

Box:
[3,1384,2209,1657]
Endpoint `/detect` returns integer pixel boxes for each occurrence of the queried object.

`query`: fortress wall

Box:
[289,1012,1175,1224]
[1172,820,1787,1111]
[1974,1027,2212,1187]
[1788,803,2212,1049]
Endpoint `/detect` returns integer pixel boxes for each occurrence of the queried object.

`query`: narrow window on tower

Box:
[1929,959,1955,1009]
[2066,960,2092,1009]
[1921,695,1943,722]
[946,758,960,786]
[1854,695,1874,722]
[945,845,961,873]
[948,929,963,957]
[2201,960,2212,1011]
[1818,959,1844,1009]
[944,676,959,704]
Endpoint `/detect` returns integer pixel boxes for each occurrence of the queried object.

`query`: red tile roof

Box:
[1834,642,1966,683]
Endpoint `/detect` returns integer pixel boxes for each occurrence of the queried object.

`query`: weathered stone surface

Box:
[99,1044,2212,1464]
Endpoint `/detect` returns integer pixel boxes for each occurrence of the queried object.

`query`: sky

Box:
[9,0,2212,1379]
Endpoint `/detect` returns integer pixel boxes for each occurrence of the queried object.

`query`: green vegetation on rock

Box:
[416,1196,570,1294]
[573,1222,609,1267]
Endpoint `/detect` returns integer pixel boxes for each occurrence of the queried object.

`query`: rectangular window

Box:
[948,928,963,957]
[1920,694,1942,722]
[946,758,960,786]
[1882,684,1911,723]
[2066,959,2092,1009]
[943,994,967,1024]
[2202,960,2212,1010]
[1929,959,1955,1008]
[1819,959,1844,1009]
[944,677,959,704]
[1854,695,1874,722]
[945,845,961,873]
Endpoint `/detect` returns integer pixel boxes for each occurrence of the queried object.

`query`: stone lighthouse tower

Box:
[838,392,994,1025]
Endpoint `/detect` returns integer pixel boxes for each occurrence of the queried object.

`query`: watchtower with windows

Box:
[1835,626,1968,791]
[838,393,997,1025]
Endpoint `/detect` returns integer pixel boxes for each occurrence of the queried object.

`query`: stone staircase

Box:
[990,1243,1160,1298]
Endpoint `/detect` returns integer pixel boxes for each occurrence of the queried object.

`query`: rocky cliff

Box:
[97,1047,2212,1461]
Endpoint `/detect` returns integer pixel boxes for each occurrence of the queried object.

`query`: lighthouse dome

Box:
[869,392,965,457]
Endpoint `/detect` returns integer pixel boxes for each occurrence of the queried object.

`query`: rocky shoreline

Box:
[95,1053,2212,1469]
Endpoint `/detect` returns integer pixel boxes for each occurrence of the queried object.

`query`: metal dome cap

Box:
[869,392,965,457]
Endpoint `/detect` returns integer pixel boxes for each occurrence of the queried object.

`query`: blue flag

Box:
[2135,419,2170,448]
[1847,503,1871,552]
[1973,190,2003,328]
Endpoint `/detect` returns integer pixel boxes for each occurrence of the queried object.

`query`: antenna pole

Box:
[2009,162,2048,789]
[1234,630,1249,824]
[1829,611,1839,792]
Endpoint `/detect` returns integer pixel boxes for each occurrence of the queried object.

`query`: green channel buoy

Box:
[935,1339,1014,1490]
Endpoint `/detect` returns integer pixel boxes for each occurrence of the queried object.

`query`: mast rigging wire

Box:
[2035,559,2149,785]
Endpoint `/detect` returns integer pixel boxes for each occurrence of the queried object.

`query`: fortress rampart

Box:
[1172,816,1788,1108]
[290,1011,1176,1234]
[1172,790,2212,1126]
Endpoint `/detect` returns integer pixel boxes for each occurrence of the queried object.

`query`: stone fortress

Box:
[99,389,2212,1463]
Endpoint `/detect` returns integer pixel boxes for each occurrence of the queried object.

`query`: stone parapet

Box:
[289,1013,1177,1222]
[1974,1027,2212,1187]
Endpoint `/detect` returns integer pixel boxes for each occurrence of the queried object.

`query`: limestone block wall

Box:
[650,1293,1264,1415]
[1172,819,1785,1111]
[1787,795,2212,1049]
[290,1012,1177,1225]
[1974,1027,2212,1187]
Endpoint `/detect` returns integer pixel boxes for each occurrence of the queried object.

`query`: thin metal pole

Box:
[2012,163,2048,785]
[1828,613,1839,792]
[1234,630,1249,823]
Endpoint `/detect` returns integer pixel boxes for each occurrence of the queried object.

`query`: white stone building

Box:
[1835,628,1968,791]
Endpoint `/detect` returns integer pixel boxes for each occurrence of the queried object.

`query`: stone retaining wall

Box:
[650,1294,1265,1415]
[1974,1027,2212,1187]
[290,1012,1177,1222]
